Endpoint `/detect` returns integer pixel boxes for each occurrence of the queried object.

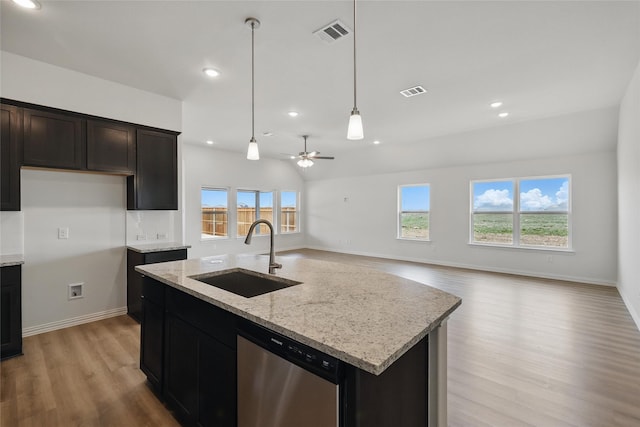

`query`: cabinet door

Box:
[1,266,22,360]
[164,314,199,423]
[198,335,236,427]
[23,108,85,170]
[140,298,164,393]
[127,129,177,210]
[1,104,21,211]
[87,119,135,173]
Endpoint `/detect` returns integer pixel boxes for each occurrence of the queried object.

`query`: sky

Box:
[473,177,569,212]
[401,185,430,211]
[202,189,292,208]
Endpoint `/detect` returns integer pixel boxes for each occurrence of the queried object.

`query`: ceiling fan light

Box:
[347,108,364,140]
[247,138,259,160]
[297,158,314,168]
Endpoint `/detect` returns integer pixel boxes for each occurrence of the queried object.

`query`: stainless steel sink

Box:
[190,268,302,298]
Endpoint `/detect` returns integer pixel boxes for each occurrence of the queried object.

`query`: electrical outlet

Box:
[157,232,168,240]
[58,227,69,239]
[136,234,147,241]
[68,283,84,300]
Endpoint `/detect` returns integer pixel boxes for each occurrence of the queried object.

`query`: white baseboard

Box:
[22,306,128,337]
[618,288,640,331]
[304,245,616,287]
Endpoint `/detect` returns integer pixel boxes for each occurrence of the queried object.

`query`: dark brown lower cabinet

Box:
[1,265,22,360]
[127,248,187,322]
[140,276,165,394]
[140,277,429,427]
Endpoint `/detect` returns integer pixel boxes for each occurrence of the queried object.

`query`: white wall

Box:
[306,110,619,285]
[183,144,306,259]
[0,52,183,332]
[21,169,126,332]
[617,61,640,328]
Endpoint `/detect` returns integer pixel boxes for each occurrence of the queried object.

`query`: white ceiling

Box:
[2,1,639,167]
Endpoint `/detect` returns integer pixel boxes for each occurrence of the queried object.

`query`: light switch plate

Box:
[58,227,69,239]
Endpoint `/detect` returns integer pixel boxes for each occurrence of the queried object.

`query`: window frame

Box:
[469,175,572,251]
[200,186,230,241]
[397,183,431,241]
[236,189,275,238]
[280,190,300,234]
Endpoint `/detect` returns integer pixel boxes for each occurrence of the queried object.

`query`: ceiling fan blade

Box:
[308,151,319,157]
[311,156,335,160]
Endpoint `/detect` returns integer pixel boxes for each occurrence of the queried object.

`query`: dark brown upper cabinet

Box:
[87,119,136,174]
[127,129,178,210]
[1,104,22,211]
[1,98,179,211]
[22,108,85,170]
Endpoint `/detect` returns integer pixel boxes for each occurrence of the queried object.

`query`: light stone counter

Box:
[0,254,25,267]
[137,254,461,375]
[127,242,191,253]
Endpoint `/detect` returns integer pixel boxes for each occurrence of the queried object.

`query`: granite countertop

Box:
[137,254,461,375]
[127,242,191,253]
[0,254,25,267]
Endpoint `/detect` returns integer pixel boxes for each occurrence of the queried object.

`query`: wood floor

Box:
[2,248,639,426]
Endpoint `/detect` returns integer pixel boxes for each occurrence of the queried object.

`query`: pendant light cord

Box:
[251,21,255,140]
[353,0,357,110]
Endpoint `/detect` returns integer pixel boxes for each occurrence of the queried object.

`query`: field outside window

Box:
[471,176,570,248]
[399,184,430,240]
[201,188,228,239]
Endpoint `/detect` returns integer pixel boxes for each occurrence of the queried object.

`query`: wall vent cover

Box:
[313,19,351,43]
[400,85,427,98]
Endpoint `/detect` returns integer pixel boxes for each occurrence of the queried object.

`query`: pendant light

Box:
[246,17,261,160]
[347,0,364,140]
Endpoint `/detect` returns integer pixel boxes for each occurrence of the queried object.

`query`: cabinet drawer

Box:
[145,249,187,265]
[166,287,236,349]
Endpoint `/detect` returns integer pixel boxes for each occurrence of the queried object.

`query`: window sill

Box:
[468,242,574,253]
[397,237,431,242]
[201,236,229,242]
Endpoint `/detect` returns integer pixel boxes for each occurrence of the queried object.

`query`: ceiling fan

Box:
[292,135,335,168]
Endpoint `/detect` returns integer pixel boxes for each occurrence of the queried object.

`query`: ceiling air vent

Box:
[400,85,427,98]
[313,19,351,44]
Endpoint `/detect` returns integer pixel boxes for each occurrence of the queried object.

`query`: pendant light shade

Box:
[247,138,259,160]
[347,108,363,140]
[246,17,261,160]
[347,0,364,140]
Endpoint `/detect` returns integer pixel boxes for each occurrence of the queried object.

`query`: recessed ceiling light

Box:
[373,140,381,145]
[202,68,220,78]
[206,140,214,145]
[12,0,40,9]
[287,111,299,117]
[490,101,503,108]
[498,112,509,118]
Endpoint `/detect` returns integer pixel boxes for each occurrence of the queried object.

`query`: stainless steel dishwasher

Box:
[237,321,343,427]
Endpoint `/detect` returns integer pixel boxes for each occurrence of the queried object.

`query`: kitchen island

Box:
[137,254,461,427]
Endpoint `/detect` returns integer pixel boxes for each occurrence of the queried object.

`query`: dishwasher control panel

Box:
[239,320,343,383]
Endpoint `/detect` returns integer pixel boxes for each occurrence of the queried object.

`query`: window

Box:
[280,191,298,233]
[237,190,274,237]
[201,188,228,239]
[398,184,430,240]
[471,176,570,248]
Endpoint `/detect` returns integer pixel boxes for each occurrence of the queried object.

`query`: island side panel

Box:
[344,336,428,427]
